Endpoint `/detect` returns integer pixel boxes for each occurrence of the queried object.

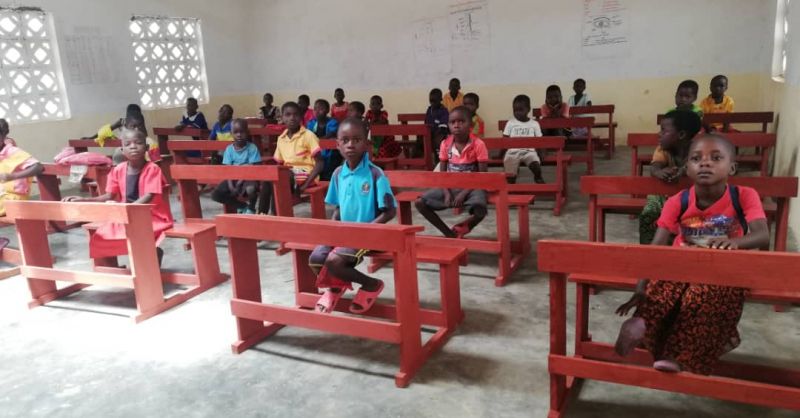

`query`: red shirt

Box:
[331,102,348,122]
[540,102,570,118]
[656,185,766,247]
[438,133,488,172]
[366,110,389,124]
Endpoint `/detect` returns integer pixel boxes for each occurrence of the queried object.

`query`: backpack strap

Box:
[678,188,690,221]
[729,185,749,235]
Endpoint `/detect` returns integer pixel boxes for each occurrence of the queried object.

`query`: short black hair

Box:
[677,80,699,95]
[449,77,460,84]
[125,112,148,135]
[126,103,142,117]
[315,99,330,111]
[298,94,310,103]
[574,78,586,85]
[464,92,479,104]
[370,95,382,104]
[691,133,736,157]
[450,105,472,120]
[231,118,249,132]
[513,94,531,108]
[340,117,369,136]
[546,85,561,94]
[349,101,365,114]
[282,101,300,113]
[263,92,273,100]
[430,88,443,97]
[711,74,728,84]
[220,104,233,113]
[334,87,344,93]
[663,109,702,139]
[186,97,198,104]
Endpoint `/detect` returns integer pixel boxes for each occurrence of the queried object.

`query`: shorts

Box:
[503,148,540,175]
[419,188,488,213]
[308,245,370,269]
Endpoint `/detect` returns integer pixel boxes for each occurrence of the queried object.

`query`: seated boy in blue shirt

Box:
[211,118,261,214]
[308,117,396,315]
[307,98,343,181]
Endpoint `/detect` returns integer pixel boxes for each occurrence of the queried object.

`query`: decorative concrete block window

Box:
[773,0,791,82]
[129,16,208,109]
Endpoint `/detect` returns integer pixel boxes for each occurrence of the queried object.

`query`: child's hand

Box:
[442,189,453,207]
[453,190,469,208]
[705,237,739,250]
[174,124,185,131]
[62,196,83,202]
[615,292,645,316]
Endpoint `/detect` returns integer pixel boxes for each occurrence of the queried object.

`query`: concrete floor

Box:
[0,148,797,418]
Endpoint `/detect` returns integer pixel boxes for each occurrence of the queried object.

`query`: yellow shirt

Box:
[651,146,683,168]
[274,126,320,174]
[443,92,464,112]
[700,95,735,114]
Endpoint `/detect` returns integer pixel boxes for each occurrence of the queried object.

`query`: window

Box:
[129,16,208,110]
[773,0,791,82]
[0,7,69,123]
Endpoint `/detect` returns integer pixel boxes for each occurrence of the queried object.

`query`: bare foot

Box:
[614,316,645,357]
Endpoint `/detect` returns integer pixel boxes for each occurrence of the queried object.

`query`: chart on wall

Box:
[582,0,630,59]
[63,27,119,85]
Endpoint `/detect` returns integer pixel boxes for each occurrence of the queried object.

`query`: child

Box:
[0,119,16,146]
[298,94,315,126]
[85,104,157,165]
[567,78,593,107]
[671,80,703,117]
[366,95,401,158]
[307,99,342,181]
[0,119,44,217]
[347,101,365,119]
[308,117,396,314]
[209,104,234,141]
[700,75,735,132]
[615,134,769,375]
[639,110,703,244]
[330,88,349,122]
[415,106,488,238]
[258,102,324,214]
[540,85,570,137]
[425,88,450,159]
[174,97,208,132]
[463,92,484,137]
[258,93,281,124]
[63,129,173,265]
[503,95,544,184]
[443,77,463,111]
[211,119,261,214]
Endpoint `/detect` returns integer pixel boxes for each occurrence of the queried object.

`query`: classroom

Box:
[0,0,798,417]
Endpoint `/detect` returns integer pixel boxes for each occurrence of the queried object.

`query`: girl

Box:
[639,109,702,244]
[365,95,401,158]
[0,118,43,217]
[63,129,173,265]
[330,88,348,122]
[615,134,769,375]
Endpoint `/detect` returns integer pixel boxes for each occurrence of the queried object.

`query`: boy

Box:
[444,77,464,111]
[258,101,324,214]
[700,75,735,131]
[463,92,484,136]
[309,117,396,314]
[174,97,208,132]
[670,80,703,117]
[540,85,570,119]
[425,88,450,159]
[298,94,315,126]
[0,118,44,216]
[331,88,348,122]
[567,78,592,107]
[416,106,489,238]
[258,93,280,123]
[209,104,234,141]
[211,119,261,214]
[503,95,545,184]
[347,101,366,120]
[307,99,342,181]
[615,134,768,375]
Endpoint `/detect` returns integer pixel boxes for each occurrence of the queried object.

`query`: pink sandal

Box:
[451,222,471,239]
[653,359,681,373]
[316,287,346,314]
[349,280,384,314]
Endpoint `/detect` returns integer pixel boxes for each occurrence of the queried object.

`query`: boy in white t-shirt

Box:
[503,94,544,184]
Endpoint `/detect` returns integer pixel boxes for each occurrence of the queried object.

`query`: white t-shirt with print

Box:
[503,118,542,153]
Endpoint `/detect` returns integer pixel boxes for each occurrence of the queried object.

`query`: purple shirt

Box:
[425,105,449,129]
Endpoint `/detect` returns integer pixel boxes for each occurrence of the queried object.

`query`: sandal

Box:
[316,287,346,314]
[451,222,471,239]
[653,359,681,373]
[0,237,8,252]
[349,280,384,314]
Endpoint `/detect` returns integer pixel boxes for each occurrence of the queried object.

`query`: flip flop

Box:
[451,222,471,239]
[316,287,346,314]
[614,316,645,357]
[349,280,384,314]
[653,359,681,373]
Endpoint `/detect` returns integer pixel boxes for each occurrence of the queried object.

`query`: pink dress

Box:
[89,161,174,258]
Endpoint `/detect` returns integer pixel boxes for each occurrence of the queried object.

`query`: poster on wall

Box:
[411,17,451,77]
[449,1,489,47]
[581,0,630,59]
[63,27,118,85]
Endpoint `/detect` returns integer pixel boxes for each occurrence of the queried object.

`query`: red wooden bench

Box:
[318,139,399,170]
[628,133,776,177]
[67,138,121,154]
[250,124,286,156]
[656,111,774,133]
[6,200,225,323]
[215,214,457,387]
[370,124,434,170]
[482,136,570,215]
[376,171,533,286]
[397,113,425,124]
[152,127,209,155]
[538,240,800,416]
[35,163,112,231]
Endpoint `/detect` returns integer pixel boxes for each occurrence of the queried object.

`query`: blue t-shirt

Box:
[222,142,261,166]
[209,121,233,141]
[325,153,395,223]
[307,117,339,138]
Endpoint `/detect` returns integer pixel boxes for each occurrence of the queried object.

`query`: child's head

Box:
[124,113,147,135]
[348,101,365,119]
[218,104,233,123]
[448,78,461,94]
[674,80,699,109]
[573,78,586,95]
[298,94,310,110]
[369,95,383,113]
[186,97,198,116]
[231,118,250,144]
[546,85,562,106]
[120,128,148,163]
[336,117,370,164]
[0,118,10,139]
[512,94,531,121]
[686,134,737,186]
[429,88,443,107]
[334,88,345,103]
[262,93,273,106]
[314,99,330,120]
[710,75,728,99]
[463,92,479,116]
[659,109,702,151]
[448,106,472,139]
[281,101,301,130]
[125,103,142,118]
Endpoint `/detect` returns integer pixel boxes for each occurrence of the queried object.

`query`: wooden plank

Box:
[580,175,798,198]
[167,140,229,152]
[386,171,508,191]
[152,127,209,138]
[397,113,426,123]
[627,132,776,148]
[5,201,135,223]
[68,139,121,149]
[21,266,134,288]
[482,136,566,151]
[170,164,285,182]
[539,117,595,129]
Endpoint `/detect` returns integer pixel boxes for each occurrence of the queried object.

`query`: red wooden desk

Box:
[397,113,425,124]
[538,240,800,417]
[215,215,454,387]
[36,163,112,231]
[370,124,434,170]
[68,138,121,154]
[250,125,286,155]
[656,111,774,133]
[318,139,399,170]
[152,127,209,155]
